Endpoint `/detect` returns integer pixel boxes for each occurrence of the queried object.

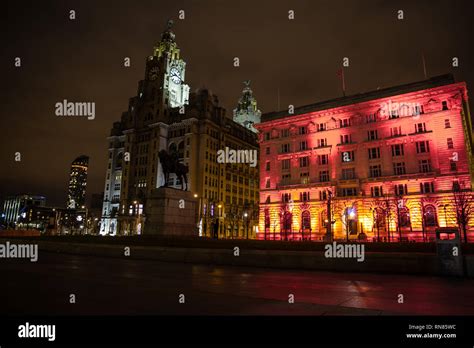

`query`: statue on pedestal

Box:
[158,149,189,190]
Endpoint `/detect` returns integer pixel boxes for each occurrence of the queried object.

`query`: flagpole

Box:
[342,68,346,97]
[422,52,427,79]
[277,87,280,111]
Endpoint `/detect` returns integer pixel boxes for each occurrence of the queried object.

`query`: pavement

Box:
[1,251,474,315]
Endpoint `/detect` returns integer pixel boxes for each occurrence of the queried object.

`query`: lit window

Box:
[419,159,431,173]
[369,165,382,178]
[393,162,406,175]
[319,170,329,182]
[415,123,426,133]
[423,205,438,226]
[371,186,383,197]
[368,130,378,141]
[368,147,380,159]
[391,144,404,156]
[450,160,457,171]
[447,138,454,149]
[342,168,355,180]
[416,141,430,153]
[420,182,435,194]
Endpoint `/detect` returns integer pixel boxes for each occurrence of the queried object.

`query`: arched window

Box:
[424,205,438,227]
[399,208,410,227]
[301,210,311,231]
[282,212,292,231]
[343,207,357,235]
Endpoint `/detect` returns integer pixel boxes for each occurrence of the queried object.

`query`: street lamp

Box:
[80,205,89,235]
[132,200,141,235]
[218,204,222,238]
[194,194,203,237]
[325,189,333,242]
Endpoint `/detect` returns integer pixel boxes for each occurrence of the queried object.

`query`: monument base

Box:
[144,187,198,237]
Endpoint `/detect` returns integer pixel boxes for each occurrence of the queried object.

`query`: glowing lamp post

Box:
[244,212,249,239]
[218,204,222,238]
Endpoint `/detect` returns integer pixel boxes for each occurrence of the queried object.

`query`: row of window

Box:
[267,139,455,171]
[169,128,187,138]
[263,203,442,230]
[225,195,256,206]
[263,103,451,141]
[274,126,452,155]
[272,157,459,186]
[272,182,443,202]
[277,123,432,154]
[225,184,255,195]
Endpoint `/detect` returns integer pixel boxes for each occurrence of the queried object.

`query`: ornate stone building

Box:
[256,74,474,242]
[101,20,190,235]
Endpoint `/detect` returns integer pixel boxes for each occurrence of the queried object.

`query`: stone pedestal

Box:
[144,187,197,236]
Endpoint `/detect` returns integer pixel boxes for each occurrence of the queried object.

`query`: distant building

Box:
[2,194,46,227]
[56,207,90,235]
[233,80,261,133]
[256,74,474,242]
[66,155,89,209]
[16,205,56,233]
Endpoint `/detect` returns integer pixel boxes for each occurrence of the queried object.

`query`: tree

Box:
[337,200,358,242]
[453,183,474,243]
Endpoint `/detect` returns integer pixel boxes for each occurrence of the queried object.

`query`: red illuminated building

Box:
[256,74,474,242]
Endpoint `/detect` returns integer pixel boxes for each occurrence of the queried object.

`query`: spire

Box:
[161,19,176,43]
[236,80,257,113]
[233,80,261,132]
[153,19,179,58]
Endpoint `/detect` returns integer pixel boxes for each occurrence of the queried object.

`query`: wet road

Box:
[1,251,474,315]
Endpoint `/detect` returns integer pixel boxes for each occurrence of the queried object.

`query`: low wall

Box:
[2,238,473,277]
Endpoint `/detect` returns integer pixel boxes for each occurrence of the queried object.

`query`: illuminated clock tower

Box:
[101,20,191,236]
[146,19,190,110]
[233,80,261,133]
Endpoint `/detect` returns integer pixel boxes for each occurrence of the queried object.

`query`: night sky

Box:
[2,0,473,207]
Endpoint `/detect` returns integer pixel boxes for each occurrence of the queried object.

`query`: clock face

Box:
[170,67,181,84]
[149,67,159,80]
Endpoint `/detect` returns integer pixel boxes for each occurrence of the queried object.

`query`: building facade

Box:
[100,21,259,237]
[256,74,474,242]
[66,155,89,209]
[168,89,259,238]
[100,20,190,236]
[2,194,46,227]
[233,80,261,133]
